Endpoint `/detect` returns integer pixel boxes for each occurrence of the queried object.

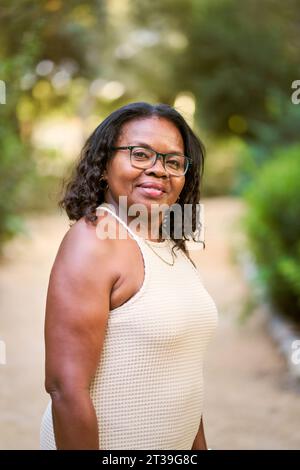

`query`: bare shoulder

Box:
[45,212,121,337]
[50,211,120,284]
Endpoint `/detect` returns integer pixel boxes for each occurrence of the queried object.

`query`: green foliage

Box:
[241,145,300,324]
[202,137,246,197]
[118,0,300,202]
[128,0,300,141]
[0,0,106,254]
[1,0,299,258]
[0,128,33,249]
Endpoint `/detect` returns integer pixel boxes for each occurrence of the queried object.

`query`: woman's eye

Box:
[167,160,180,168]
[133,151,150,159]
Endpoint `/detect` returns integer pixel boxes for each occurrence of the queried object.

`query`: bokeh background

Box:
[0,0,300,449]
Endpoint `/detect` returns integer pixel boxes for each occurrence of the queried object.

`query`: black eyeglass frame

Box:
[110,145,192,176]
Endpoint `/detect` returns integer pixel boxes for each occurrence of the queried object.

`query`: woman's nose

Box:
[145,155,168,176]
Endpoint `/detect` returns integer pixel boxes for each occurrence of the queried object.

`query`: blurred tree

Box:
[119,0,300,144]
[1,0,299,250]
[0,0,107,251]
[104,0,299,198]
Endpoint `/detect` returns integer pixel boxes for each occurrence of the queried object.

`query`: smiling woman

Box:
[39,102,218,450]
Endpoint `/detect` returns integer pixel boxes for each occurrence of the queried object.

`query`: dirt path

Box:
[0,197,299,449]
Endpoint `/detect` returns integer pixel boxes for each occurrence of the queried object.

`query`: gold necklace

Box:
[143,239,175,266]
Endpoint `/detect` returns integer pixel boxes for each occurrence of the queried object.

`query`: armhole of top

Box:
[96,205,150,313]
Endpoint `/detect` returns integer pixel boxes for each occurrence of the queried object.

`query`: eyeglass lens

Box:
[130,147,188,175]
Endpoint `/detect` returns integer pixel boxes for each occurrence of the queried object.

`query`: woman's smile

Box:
[135,180,168,199]
[136,186,165,198]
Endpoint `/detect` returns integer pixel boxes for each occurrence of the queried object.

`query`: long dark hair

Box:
[59,101,205,258]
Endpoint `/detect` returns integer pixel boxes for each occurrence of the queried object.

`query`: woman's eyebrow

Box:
[130,141,184,154]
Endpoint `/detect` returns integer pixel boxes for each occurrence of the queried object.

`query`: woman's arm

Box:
[44,218,119,449]
[191,415,208,450]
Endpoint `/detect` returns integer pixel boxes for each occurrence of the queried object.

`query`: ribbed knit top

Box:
[40,203,218,450]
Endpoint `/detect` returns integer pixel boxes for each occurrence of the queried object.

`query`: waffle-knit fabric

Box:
[40,204,218,450]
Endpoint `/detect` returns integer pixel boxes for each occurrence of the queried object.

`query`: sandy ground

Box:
[0,196,299,450]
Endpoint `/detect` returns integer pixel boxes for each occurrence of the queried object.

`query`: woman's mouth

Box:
[136,183,167,199]
[137,187,165,198]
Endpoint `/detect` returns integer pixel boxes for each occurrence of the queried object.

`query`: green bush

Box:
[202,137,246,197]
[241,144,300,324]
[0,126,34,252]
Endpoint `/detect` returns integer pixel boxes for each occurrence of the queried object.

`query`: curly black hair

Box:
[58,101,205,259]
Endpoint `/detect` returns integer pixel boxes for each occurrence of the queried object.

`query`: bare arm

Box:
[191,415,208,450]
[44,218,118,449]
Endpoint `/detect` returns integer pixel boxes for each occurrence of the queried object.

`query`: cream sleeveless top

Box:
[40,204,218,450]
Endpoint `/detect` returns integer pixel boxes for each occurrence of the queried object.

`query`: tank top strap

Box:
[96,203,144,247]
[96,203,151,311]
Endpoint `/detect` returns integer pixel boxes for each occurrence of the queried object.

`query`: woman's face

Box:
[103,116,186,214]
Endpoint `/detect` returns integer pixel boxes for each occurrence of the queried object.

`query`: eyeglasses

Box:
[110,145,192,176]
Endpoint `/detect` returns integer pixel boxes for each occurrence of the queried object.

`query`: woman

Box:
[40,101,218,450]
